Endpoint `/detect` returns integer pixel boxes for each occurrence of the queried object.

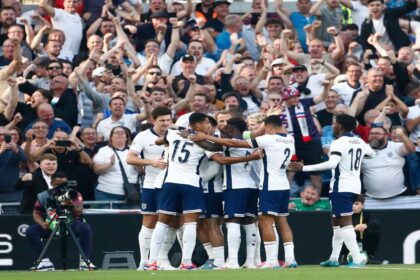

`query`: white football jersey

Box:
[130,128,165,189]
[223,144,257,190]
[199,157,223,193]
[328,134,375,194]
[164,129,211,187]
[248,133,295,191]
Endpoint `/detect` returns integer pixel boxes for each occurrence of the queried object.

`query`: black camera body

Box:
[46,183,78,211]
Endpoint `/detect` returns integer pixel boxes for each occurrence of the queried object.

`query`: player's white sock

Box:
[283,242,295,263]
[157,227,177,264]
[226,222,241,267]
[342,225,363,263]
[243,223,257,266]
[203,243,214,260]
[213,246,225,267]
[264,241,278,265]
[148,222,169,263]
[177,226,185,249]
[138,226,154,266]
[255,228,262,265]
[273,224,279,261]
[181,222,197,265]
[330,226,344,261]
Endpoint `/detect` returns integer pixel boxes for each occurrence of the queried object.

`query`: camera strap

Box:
[111,147,130,185]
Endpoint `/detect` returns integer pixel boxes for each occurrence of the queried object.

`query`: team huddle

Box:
[127,107,374,270]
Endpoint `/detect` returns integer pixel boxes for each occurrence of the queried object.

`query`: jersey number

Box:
[348,148,362,171]
[171,140,193,163]
[280,148,291,169]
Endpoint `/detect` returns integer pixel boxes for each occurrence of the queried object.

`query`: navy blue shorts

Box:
[223,188,258,219]
[140,188,160,215]
[159,183,204,215]
[329,192,358,218]
[203,192,224,218]
[258,189,290,216]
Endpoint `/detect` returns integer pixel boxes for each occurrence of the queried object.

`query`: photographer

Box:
[26,172,96,271]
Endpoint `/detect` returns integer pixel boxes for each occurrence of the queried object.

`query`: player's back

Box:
[330,135,374,194]
[224,145,256,190]
[164,129,206,187]
[255,133,295,191]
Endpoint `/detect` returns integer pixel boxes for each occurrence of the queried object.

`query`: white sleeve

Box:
[302,154,341,172]
[364,143,376,159]
[129,134,145,154]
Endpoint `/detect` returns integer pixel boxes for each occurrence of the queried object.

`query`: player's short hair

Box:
[335,114,356,132]
[152,107,172,120]
[189,112,208,125]
[355,194,365,204]
[207,116,217,127]
[264,115,283,128]
[227,118,247,133]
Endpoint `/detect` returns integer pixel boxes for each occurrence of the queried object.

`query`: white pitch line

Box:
[343,266,420,271]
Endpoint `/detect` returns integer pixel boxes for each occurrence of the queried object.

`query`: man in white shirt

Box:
[362,126,415,199]
[96,97,149,141]
[170,40,216,76]
[332,63,363,106]
[289,114,375,268]
[39,0,83,56]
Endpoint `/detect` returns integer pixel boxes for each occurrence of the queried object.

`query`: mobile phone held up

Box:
[4,135,11,143]
[55,140,72,147]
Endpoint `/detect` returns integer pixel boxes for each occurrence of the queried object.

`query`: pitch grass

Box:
[1,265,420,280]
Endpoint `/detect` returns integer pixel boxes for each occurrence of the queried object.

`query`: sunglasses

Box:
[148,71,161,76]
[48,66,62,70]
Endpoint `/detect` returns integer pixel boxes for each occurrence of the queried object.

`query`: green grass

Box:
[1,265,420,280]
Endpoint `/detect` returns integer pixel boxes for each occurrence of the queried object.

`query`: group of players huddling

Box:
[126,106,374,270]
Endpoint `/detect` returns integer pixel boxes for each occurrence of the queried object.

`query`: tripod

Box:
[33,209,92,271]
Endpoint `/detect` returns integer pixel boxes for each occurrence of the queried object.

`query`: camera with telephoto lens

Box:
[46,181,78,209]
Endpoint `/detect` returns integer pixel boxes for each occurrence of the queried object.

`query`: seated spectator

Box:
[14,153,58,213]
[361,126,415,199]
[340,195,382,264]
[289,185,330,211]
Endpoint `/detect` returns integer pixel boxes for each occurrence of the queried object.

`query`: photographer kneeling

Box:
[25,172,96,271]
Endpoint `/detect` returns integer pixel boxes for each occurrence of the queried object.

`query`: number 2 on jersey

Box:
[171,140,193,163]
[348,148,362,171]
[280,148,291,169]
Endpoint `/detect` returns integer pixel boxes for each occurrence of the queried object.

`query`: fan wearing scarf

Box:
[282,85,329,195]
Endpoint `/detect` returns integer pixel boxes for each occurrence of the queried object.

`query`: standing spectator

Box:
[22,121,49,171]
[361,126,415,198]
[39,0,83,56]
[406,92,420,195]
[0,126,27,203]
[93,126,138,205]
[287,0,316,53]
[360,0,417,52]
[282,85,328,195]
[14,153,57,213]
[332,62,363,106]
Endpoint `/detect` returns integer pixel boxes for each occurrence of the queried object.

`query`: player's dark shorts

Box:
[140,187,160,215]
[159,183,204,215]
[203,192,224,218]
[329,192,358,218]
[295,138,323,175]
[258,189,290,216]
[223,188,258,219]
